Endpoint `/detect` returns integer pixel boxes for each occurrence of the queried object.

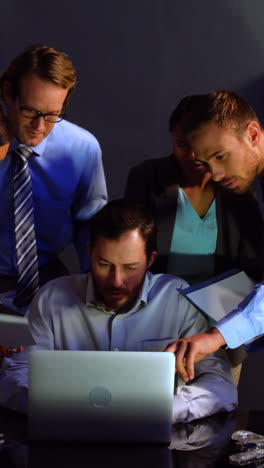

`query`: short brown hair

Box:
[0,44,77,105]
[169,90,260,136]
[90,199,157,261]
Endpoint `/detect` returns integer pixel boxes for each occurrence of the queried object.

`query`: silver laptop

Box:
[28,350,175,444]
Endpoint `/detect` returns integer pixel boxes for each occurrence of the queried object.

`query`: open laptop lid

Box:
[28,350,175,444]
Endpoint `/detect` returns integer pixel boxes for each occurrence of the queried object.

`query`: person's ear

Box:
[147,251,158,269]
[246,121,261,147]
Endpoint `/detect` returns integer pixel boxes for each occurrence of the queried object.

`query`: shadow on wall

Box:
[1,1,264,198]
[239,77,264,126]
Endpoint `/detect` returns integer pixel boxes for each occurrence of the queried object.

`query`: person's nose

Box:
[189,149,196,160]
[31,116,46,131]
[111,268,124,288]
[210,163,225,182]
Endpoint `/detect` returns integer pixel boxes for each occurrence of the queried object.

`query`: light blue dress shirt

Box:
[216,178,264,349]
[216,283,264,348]
[0,119,107,274]
[167,188,217,283]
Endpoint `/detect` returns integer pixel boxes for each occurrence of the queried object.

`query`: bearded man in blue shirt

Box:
[0,199,237,420]
[0,44,107,312]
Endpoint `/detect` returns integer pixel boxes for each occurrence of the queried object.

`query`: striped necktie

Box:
[13,145,39,307]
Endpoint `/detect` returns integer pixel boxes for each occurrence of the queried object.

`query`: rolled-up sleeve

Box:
[216,283,264,348]
[0,350,29,414]
[0,287,56,414]
[172,354,238,423]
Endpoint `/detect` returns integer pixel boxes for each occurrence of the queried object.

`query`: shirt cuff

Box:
[216,284,264,348]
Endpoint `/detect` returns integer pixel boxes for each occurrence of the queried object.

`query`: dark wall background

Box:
[1,0,264,408]
[2,0,264,199]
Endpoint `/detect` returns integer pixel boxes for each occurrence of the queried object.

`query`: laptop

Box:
[28,350,175,444]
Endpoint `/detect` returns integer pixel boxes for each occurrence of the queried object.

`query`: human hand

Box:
[164,328,226,382]
[0,346,23,358]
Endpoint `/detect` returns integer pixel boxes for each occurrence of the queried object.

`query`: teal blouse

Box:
[167,188,217,284]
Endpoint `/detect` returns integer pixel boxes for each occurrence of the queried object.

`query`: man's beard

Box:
[221,148,259,194]
[92,277,144,314]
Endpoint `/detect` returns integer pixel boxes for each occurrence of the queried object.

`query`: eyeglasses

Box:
[19,106,65,123]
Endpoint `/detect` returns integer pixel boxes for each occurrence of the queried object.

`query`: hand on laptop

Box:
[164,328,226,382]
[0,346,23,358]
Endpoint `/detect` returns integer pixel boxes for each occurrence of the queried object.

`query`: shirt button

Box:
[114,348,119,351]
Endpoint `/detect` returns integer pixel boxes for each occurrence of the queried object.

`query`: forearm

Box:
[0,291,58,414]
[205,327,226,348]
[216,284,264,348]
[172,355,237,423]
[0,356,28,413]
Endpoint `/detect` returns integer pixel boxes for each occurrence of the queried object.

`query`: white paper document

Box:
[178,269,256,323]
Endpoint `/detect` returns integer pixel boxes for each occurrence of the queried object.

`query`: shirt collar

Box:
[85,271,151,313]
[140,270,151,304]
[85,274,98,305]
[8,134,48,157]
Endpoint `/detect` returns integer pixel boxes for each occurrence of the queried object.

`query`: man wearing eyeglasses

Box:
[0,44,107,312]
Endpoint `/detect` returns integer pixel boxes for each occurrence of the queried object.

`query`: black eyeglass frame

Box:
[19,105,66,123]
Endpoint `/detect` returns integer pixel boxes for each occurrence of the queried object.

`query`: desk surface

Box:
[0,408,262,468]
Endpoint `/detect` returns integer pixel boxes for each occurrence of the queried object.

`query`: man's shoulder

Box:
[51,119,100,149]
[35,273,88,301]
[146,271,189,292]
